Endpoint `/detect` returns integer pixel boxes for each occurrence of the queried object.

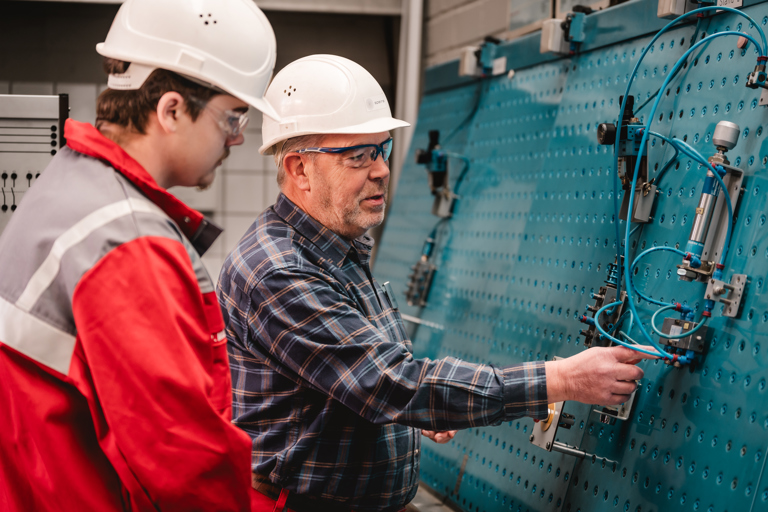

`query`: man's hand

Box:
[422,430,457,444]
[545,346,657,405]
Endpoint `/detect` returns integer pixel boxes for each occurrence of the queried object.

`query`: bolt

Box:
[714,287,726,295]
[530,435,535,442]
[546,442,551,450]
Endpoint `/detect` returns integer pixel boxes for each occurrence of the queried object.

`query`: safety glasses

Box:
[296,137,393,169]
[187,96,249,139]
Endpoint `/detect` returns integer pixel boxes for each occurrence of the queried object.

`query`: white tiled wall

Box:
[202,109,282,279]
[4,80,278,281]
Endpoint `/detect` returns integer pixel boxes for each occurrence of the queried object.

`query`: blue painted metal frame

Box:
[376,1,768,511]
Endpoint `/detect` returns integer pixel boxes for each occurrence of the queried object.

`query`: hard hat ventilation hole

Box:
[199,13,217,25]
[284,86,297,97]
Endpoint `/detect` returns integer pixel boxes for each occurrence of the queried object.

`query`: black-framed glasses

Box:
[187,96,249,139]
[296,137,393,169]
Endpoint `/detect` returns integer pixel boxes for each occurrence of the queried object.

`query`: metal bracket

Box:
[704,273,747,318]
[594,389,637,422]
[530,398,618,466]
[700,163,743,264]
[759,87,768,107]
[530,402,566,452]
[405,257,437,307]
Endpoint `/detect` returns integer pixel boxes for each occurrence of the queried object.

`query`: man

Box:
[0,0,279,510]
[218,55,652,512]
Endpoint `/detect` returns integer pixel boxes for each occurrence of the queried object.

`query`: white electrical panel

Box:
[0,94,68,234]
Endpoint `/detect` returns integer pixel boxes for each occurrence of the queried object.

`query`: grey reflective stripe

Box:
[184,237,215,294]
[15,198,158,313]
[0,295,76,376]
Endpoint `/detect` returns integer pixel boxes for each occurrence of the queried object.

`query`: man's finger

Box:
[615,364,644,382]
[605,393,633,405]
[611,380,638,396]
[611,346,661,362]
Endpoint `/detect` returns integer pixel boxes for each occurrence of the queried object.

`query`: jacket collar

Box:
[64,119,221,255]
[274,193,373,268]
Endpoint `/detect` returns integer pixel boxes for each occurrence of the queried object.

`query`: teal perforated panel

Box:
[376,2,768,511]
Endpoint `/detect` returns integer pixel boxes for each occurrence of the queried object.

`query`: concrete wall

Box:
[1,1,399,278]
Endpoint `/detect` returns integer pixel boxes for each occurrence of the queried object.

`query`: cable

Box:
[442,81,485,145]
[652,142,679,186]
[667,139,735,266]
[594,301,667,357]
[611,6,767,305]
[648,132,735,266]
[621,29,760,356]
[651,304,707,339]
[628,246,687,307]
[445,152,472,195]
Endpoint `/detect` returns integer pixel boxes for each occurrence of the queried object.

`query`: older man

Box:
[218,54,651,512]
[0,0,278,510]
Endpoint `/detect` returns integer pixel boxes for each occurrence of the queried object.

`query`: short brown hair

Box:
[96,58,219,134]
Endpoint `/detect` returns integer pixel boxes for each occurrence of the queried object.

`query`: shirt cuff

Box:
[500,361,549,421]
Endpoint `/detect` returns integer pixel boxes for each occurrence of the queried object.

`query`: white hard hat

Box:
[260,54,410,154]
[96,0,279,119]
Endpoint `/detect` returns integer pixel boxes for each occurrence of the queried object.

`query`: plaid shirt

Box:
[218,194,549,511]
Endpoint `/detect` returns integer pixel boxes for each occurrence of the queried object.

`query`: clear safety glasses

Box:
[187,96,249,139]
[296,137,393,169]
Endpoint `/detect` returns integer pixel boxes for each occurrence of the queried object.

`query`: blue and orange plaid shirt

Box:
[217,194,549,511]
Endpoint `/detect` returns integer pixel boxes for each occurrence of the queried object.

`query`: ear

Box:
[155,91,185,135]
[283,153,312,192]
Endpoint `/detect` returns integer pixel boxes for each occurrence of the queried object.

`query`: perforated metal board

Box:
[376,2,768,511]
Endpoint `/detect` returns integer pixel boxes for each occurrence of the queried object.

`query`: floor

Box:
[407,486,457,512]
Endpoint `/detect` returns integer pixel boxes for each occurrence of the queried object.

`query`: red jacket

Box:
[0,120,259,511]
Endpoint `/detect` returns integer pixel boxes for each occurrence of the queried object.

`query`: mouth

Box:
[363,193,385,205]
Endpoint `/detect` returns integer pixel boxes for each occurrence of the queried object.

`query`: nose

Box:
[369,153,390,182]
[226,133,245,147]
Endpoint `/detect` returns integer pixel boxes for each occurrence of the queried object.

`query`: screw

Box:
[530,435,535,442]
[546,442,551,450]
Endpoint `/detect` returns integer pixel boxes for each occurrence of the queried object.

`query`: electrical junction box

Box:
[458,45,507,78]
[657,0,702,18]
[540,18,569,54]
[556,0,609,18]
